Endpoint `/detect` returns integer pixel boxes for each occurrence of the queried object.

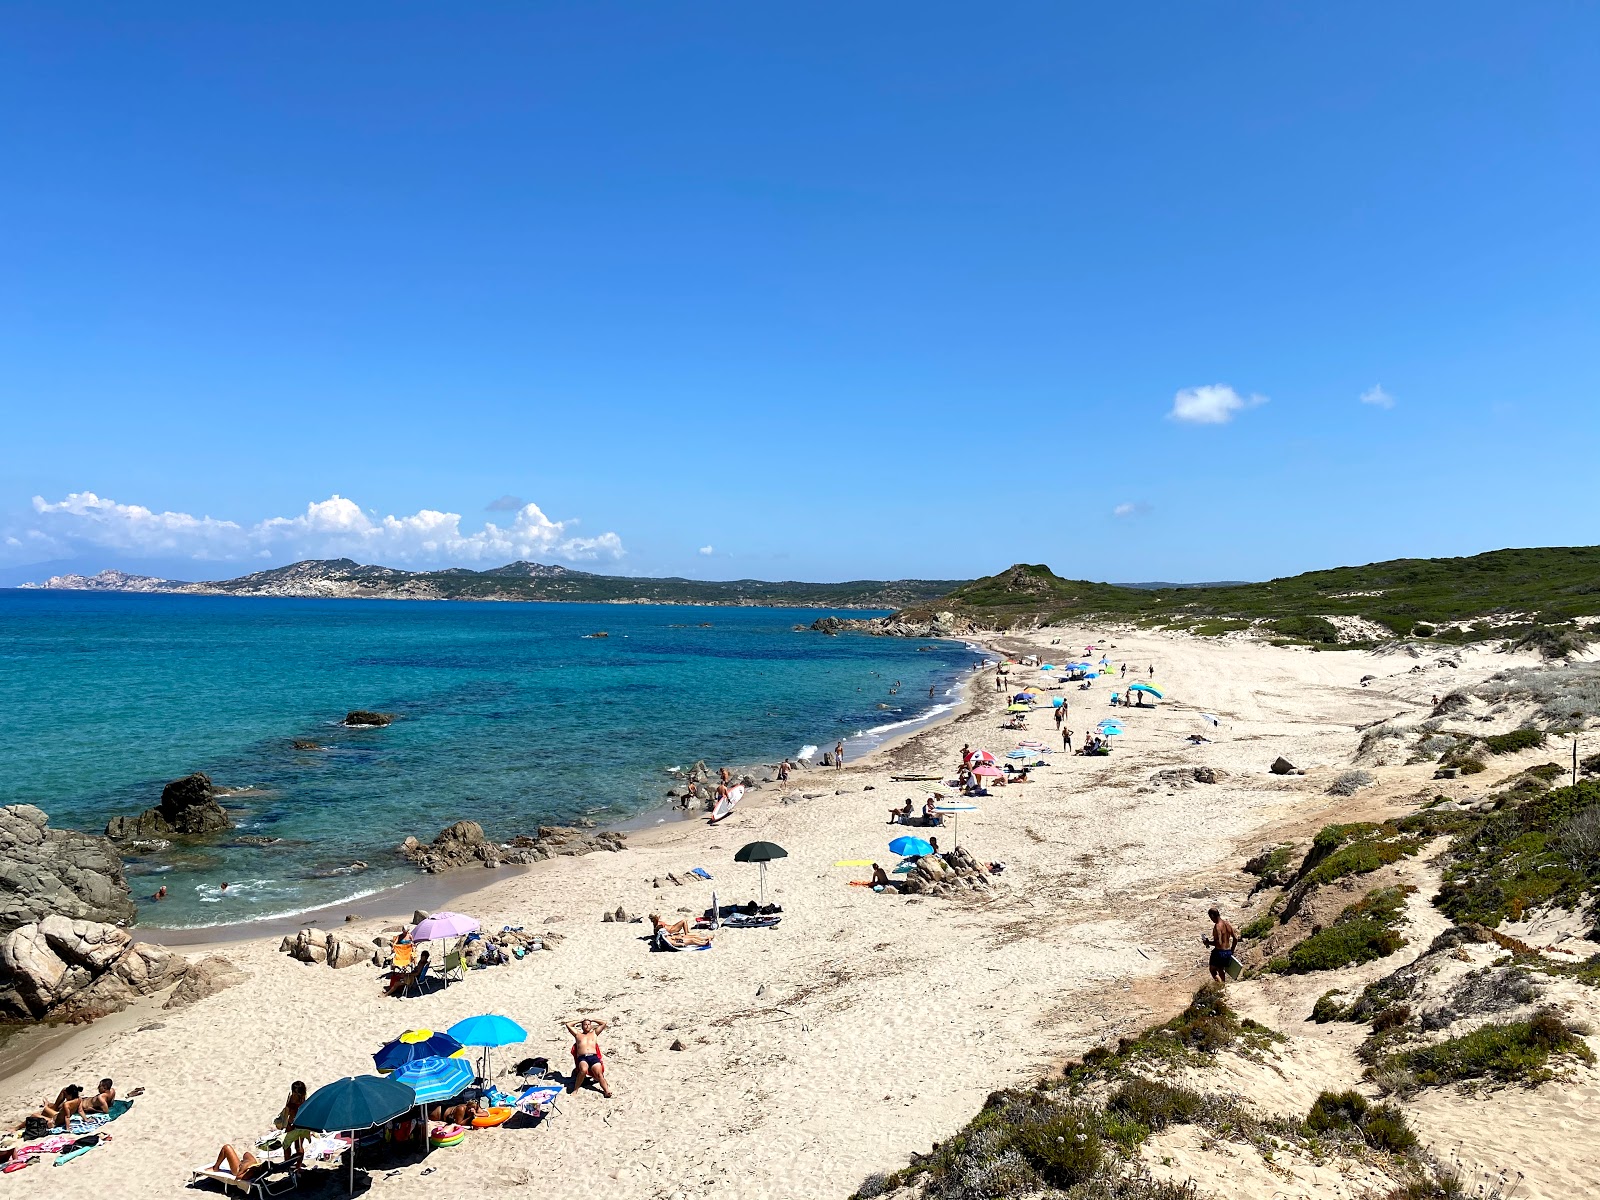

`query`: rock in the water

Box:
[344,710,395,727]
[0,805,136,937]
[292,739,322,751]
[401,820,626,873]
[105,773,231,841]
[164,955,246,1009]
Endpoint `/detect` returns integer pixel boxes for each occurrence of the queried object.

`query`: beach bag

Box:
[23,1117,48,1140]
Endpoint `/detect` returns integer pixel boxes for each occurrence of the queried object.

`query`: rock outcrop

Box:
[163,955,246,1008]
[890,846,1001,897]
[344,710,395,727]
[105,773,231,840]
[0,916,188,1021]
[809,610,979,638]
[279,928,378,969]
[399,820,626,874]
[0,805,136,937]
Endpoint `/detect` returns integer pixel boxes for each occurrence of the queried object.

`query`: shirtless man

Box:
[834,740,845,769]
[564,1019,614,1097]
[887,798,913,824]
[1202,907,1239,983]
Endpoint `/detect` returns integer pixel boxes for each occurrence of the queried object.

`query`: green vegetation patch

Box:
[1268,887,1413,975]
[1436,780,1600,926]
[1385,1009,1593,1088]
[1482,728,1547,755]
[1293,822,1425,889]
[1305,1090,1418,1154]
[1066,984,1280,1083]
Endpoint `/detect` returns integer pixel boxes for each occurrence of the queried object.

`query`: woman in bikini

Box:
[564,1019,614,1097]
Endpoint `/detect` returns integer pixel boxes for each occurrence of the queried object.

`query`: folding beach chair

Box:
[442,949,466,984]
[512,1083,564,1127]
[401,961,432,997]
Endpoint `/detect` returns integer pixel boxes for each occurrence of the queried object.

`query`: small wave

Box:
[862,701,956,738]
[796,744,818,760]
[149,882,398,930]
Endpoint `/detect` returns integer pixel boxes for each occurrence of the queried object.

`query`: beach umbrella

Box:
[972,764,1002,778]
[891,859,918,875]
[1096,718,1123,730]
[1051,697,1064,708]
[294,1074,415,1193]
[1199,713,1221,727]
[447,1014,528,1084]
[933,802,977,848]
[374,1029,465,1073]
[967,749,995,764]
[392,1054,475,1158]
[734,840,788,906]
[410,911,480,942]
[392,1054,475,1106]
[1129,683,1163,700]
[1006,703,1031,713]
[888,835,934,858]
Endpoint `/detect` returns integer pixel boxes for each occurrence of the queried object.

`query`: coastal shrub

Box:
[1107,1079,1206,1132]
[1269,887,1412,975]
[1271,615,1341,644]
[1304,1089,1416,1153]
[1390,1008,1594,1088]
[1301,832,1420,888]
[1372,1003,1412,1032]
[1513,625,1591,660]
[1559,805,1600,865]
[1482,728,1546,755]
[1243,842,1296,884]
[1526,762,1567,783]
[1328,769,1377,797]
[1064,984,1279,1082]
[1457,758,1486,775]
[1240,911,1276,940]
[1436,780,1600,926]
[1413,623,1436,637]
[1310,990,1347,1023]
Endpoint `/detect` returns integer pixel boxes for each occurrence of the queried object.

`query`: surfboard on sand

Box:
[710,785,744,822]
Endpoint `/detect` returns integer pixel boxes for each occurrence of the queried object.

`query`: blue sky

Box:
[3,4,1597,584]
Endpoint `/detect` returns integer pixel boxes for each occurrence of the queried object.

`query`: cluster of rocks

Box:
[0,916,238,1021]
[344,710,395,727]
[280,927,382,969]
[398,819,626,874]
[1,805,136,933]
[807,610,979,638]
[890,846,1001,897]
[104,773,231,841]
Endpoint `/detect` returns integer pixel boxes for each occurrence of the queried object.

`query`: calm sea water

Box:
[0,590,974,928]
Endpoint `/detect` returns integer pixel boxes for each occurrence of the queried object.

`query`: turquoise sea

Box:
[0,591,974,929]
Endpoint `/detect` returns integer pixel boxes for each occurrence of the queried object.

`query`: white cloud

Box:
[698,545,714,556]
[1169,383,1267,425]
[15,491,624,567]
[1112,502,1151,518]
[1359,385,1395,409]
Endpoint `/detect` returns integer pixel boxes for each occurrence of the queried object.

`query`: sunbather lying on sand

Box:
[428,1097,477,1125]
[564,1020,614,1097]
[209,1137,302,1181]
[650,915,714,948]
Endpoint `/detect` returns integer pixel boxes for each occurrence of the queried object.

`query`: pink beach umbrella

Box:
[972,764,1002,779]
[410,911,480,941]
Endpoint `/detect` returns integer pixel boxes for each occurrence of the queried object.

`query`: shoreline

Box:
[131,636,996,947]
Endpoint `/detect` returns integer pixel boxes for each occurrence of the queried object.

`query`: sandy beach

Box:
[3,628,1593,1199]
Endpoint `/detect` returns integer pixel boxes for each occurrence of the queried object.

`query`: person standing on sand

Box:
[1202,907,1239,983]
[1062,728,1072,752]
[1149,665,1155,677]
[564,1019,614,1097]
[1120,663,1126,678]
[834,739,845,769]
[1054,704,1064,729]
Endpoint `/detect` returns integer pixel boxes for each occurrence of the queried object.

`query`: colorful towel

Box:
[688,867,713,880]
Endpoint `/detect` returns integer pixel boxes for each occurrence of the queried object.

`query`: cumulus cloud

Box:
[698,545,714,556]
[1112,502,1151,518]
[1359,385,1395,409]
[17,492,624,567]
[1169,383,1267,425]
[485,494,525,511]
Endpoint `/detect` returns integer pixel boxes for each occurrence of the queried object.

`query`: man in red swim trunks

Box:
[564,1019,614,1097]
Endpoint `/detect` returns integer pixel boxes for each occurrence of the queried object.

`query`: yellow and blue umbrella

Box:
[374,1029,465,1073]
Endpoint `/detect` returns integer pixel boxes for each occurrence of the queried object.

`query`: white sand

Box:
[2,628,1583,1199]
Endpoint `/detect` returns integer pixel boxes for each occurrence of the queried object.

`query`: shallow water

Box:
[0,590,974,928]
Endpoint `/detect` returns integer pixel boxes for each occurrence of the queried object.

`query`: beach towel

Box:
[688,867,713,881]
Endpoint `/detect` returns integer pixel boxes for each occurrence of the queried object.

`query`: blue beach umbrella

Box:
[448,1014,528,1084]
[392,1054,475,1105]
[374,1029,465,1074]
[888,836,934,858]
[1052,698,1064,708]
[1129,682,1164,699]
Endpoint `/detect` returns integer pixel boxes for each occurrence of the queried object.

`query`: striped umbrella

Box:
[391,1054,474,1105]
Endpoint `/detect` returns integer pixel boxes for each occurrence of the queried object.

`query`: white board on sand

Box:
[711,785,744,822]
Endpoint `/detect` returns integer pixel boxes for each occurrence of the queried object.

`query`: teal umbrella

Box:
[294,1075,415,1192]
[447,1014,528,1084]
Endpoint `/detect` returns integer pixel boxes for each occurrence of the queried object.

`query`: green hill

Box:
[901,547,1600,652]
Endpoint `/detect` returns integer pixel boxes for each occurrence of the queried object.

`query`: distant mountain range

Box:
[17,558,968,609]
